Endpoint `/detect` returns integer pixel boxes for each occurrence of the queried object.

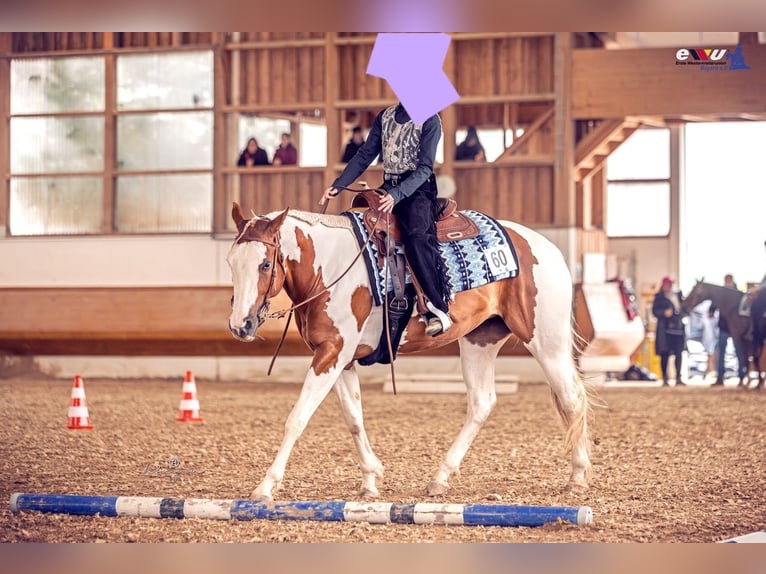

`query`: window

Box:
[115,51,214,233]
[9,57,105,235]
[7,51,214,236]
[606,128,671,237]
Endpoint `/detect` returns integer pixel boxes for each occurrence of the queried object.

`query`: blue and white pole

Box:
[10,493,592,527]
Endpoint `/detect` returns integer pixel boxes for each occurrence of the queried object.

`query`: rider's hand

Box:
[664,308,673,318]
[378,193,395,213]
[319,186,339,206]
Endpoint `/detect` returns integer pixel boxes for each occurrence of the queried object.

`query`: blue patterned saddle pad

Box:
[343,209,519,306]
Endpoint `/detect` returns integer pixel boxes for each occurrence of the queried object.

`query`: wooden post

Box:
[212,32,227,234]
[324,33,340,201]
[102,33,116,233]
[440,37,457,181]
[0,33,10,236]
[553,32,575,228]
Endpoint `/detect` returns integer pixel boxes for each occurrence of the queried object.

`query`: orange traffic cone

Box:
[67,375,93,430]
[176,370,204,422]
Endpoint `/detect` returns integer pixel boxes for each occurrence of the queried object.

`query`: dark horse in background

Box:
[682,281,765,389]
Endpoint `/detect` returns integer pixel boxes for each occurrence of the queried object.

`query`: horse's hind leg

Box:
[526,335,592,491]
[334,366,385,496]
[427,318,511,497]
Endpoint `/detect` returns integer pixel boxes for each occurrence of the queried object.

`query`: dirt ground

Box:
[1,376,764,543]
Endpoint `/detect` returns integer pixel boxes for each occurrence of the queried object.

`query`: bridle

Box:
[232,184,400,392]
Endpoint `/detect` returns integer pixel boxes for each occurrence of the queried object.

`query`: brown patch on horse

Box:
[465,316,512,347]
[497,227,538,343]
[350,286,372,332]
[285,225,344,376]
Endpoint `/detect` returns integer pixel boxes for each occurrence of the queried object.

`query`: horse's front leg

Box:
[252,342,347,499]
[334,366,384,497]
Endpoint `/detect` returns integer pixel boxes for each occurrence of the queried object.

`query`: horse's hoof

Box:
[564,479,589,494]
[250,491,273,501]
[426,481,450,497]
[358,488,379,499]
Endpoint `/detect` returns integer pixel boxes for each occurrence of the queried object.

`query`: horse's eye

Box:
[262,261,271,271]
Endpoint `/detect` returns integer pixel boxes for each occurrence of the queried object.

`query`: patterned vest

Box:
[381,105,423,175]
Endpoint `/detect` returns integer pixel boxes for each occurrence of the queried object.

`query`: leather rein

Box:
[236,184,399,393]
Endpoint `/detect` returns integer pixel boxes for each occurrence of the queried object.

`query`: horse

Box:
[681,281,753,387]
[748,287,766,389]
[226,202,592,500]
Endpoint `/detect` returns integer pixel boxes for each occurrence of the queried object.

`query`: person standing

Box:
[237,137,269,166]
[320,102,452,336]
[709,274,742,386]
[341,126,366,163]
[272,133,298,166]
[652,277,687,387]
[455,125,486,162]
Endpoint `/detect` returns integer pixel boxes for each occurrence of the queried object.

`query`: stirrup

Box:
[425,301,452,336]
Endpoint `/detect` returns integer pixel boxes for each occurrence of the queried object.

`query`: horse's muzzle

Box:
[229,304,268,342]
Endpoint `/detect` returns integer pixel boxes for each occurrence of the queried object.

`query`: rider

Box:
[320,102,452,336]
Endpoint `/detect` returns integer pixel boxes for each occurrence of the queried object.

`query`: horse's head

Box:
[226,203,290,341]
[681,278,707,312]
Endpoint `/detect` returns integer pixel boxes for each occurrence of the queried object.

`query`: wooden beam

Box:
[573,44,766,118]
[0,33,10,236]
[494,107,554,160]
[103,43,116,233]
[324,33,340,202]
[553,33,575,227]
[440,40,457,181]
[213,32,227,235]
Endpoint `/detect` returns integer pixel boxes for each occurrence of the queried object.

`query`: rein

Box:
[239,184,399,393]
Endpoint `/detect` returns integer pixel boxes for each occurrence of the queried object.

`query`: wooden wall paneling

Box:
[312,46,325,102]
[510,168,523,219]
[245,49,257,105]
[509,37,523,94]
[338,45,354,101]
[538,35,554,93]
[496,38,509,96]
[573,44,766,118]
[494,166,510,220]
[0,34,9,235]
[590,165,606,229]
[257,48,270,104]
[272,47,286,104]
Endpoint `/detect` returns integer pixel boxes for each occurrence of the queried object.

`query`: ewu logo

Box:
[675,48,728,62]
[675,44,751,71]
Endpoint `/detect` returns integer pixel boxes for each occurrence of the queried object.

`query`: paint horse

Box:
[227,203,592,499]
[681,280,756,387]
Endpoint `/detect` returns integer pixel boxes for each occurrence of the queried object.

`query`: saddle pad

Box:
[343,209,519,306]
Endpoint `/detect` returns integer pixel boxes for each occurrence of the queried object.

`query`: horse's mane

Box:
[264,209,354,231]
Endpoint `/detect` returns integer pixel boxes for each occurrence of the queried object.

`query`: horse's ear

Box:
[232,202,247,233]
[266,208,290,236]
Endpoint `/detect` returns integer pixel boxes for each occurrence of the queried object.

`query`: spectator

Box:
[341,126,365,163]
[237,137,269,167]
[272,133,298,166]
[652,276,687,387]
[455,126,486,162]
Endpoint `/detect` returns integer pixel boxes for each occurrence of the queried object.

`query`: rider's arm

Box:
[331,112,383,190]
[387,114,441,205]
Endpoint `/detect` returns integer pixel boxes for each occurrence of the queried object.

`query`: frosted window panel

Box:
[606,182,670,237]
[11,117,104,174]
[117,52,213,110]
[11,57,104,114]
[116,174,212,233]
[299,122,327,167]
[117,112,213,170]
[9,177,103,235]
[606,128,670,180]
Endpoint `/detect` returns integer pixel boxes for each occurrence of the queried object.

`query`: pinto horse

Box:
[226,203,592,499]
[681,281,754,387]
